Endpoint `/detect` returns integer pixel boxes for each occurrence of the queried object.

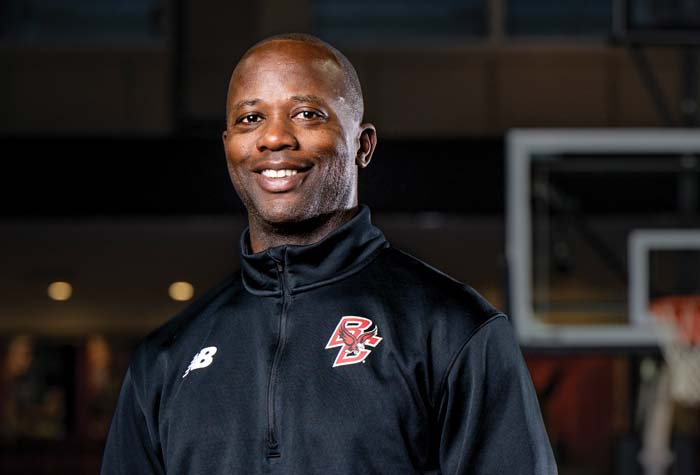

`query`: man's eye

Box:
[239,114,261,124]
[295,110,322,120]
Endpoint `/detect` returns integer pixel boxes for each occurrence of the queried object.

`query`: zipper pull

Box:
[275,254,288,294]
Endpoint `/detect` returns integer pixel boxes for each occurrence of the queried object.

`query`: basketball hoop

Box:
[649,296,700,406]
[637,296,700,474]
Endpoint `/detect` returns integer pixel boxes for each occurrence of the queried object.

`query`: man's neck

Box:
[248,207,358,254]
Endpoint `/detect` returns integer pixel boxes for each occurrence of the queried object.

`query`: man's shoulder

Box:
[130,272,242,368]
[371,246,511,394]
[373,246,504,329]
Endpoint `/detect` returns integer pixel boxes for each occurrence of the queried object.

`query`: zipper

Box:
[266,258,289,458]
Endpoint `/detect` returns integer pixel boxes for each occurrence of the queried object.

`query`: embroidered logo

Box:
[182,346,218,378]
[325,316,382,367]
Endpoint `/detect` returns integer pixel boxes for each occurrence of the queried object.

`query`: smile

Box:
[255,166,311,193]
[261,169,298,178]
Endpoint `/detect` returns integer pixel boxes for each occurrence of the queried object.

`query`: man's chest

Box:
[158,293,432,473]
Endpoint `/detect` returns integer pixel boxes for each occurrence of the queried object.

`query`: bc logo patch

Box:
[182,346,217,378]
[325,316,382,367]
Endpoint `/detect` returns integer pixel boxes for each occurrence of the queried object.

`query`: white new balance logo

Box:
[182,346,217,378]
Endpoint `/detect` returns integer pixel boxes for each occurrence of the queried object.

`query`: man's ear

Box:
[356,123,377,169]
[222,130,228,144]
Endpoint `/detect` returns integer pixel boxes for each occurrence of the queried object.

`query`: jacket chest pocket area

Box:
[163,354,270,457]
[278,351,424,447]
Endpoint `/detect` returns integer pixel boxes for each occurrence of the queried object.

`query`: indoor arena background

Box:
[1,1,699,474]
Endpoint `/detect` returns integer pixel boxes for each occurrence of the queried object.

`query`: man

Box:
[102,33,556,474]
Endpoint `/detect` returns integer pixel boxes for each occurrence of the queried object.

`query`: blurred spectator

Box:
[82,334,119,440]
[0,334,66,441]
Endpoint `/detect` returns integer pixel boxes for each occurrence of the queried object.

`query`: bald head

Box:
[227,33,364,123]
[221,33,378,250]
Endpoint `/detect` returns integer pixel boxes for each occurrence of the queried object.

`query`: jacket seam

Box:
[289,243,389,295]
[128,364,165,469]
[242,243,390,296]
[433,312,507,409]
[390,248,466,287]
[240,275,283,297]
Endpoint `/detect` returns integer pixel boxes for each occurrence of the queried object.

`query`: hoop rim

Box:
[649,296,700,346]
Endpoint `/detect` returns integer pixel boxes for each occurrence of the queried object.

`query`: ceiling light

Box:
[169,281,194,301]
[48,281,72,301]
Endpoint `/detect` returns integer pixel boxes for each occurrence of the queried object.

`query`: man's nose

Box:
[256,116,298,152]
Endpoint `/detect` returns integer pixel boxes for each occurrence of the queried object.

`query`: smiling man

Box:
[102,34,556,475]
[222,35,375,252]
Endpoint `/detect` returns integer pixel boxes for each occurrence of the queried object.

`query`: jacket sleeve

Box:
[101,366,165,475]
[437,315,557,475]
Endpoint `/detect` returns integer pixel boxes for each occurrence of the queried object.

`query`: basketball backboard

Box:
[507,129,700,349]
[630,229,700,335]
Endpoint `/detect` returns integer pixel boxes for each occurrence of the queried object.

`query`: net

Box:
[649,296,700,406]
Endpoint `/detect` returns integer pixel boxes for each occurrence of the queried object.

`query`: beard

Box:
[231,159,358,238]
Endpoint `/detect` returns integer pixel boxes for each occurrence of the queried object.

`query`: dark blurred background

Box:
[1,0,700,474]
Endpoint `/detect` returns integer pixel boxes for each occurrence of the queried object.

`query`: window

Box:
[0,0,164,42]
[312,0,487,43]
[507,0,611,37]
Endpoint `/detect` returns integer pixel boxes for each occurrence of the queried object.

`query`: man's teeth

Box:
[261,169,298,178]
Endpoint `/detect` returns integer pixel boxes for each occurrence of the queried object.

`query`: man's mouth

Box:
[254,166,311,193]
[261,169,299,178]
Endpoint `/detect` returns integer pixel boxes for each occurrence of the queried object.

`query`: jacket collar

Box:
[239,205,388,295]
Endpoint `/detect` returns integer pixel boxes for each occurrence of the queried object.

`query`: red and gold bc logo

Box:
[325,316,382,368]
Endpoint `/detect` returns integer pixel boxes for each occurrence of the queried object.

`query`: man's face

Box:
[223,41,370,226]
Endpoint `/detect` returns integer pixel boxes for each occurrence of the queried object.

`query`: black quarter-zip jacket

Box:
[102,206,557,474]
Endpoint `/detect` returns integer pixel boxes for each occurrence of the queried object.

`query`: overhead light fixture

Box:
[48,281,72,301]
[169,281,194,301]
